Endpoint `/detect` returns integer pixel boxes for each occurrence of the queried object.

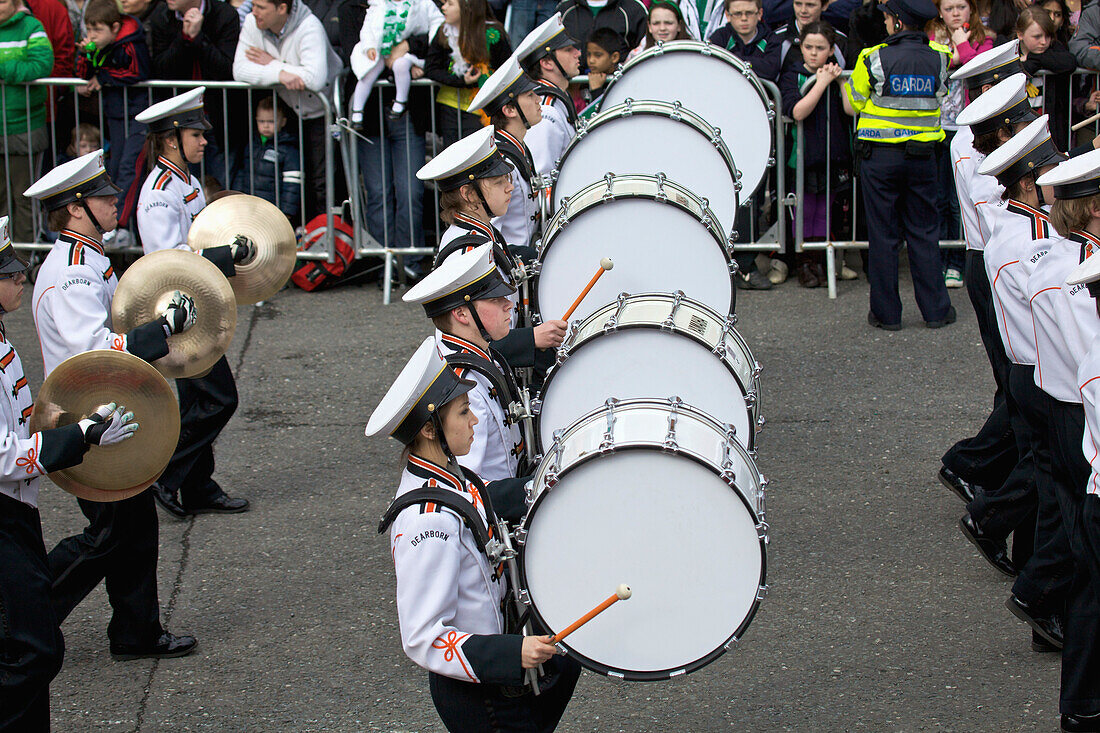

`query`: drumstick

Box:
[549,584,631,644]
[1072,111,1100,132]
[561,258,614,321]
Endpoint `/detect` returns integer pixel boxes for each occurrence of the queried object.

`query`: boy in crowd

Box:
[230,96,301,220]
[581,27,626,110]
[64,122,101,162]
[76,0,151,214]
[773,0,845,69]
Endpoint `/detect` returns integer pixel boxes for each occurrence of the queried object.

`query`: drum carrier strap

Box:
[378,471,502,554]
[540,84,579,127]
[444,350,530,474]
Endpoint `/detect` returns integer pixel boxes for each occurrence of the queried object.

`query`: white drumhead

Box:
[538,328,752,451]
[536,199,733,322]
[552,114,738,236]
[603,49,772,197]
[521,450,764,677]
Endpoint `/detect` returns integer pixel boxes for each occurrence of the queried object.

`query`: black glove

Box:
[231,236,255,265]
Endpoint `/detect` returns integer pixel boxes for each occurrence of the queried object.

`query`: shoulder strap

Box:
[541,83,579,126]
[435,232,492,268]
[377,487,493,554]
[444,350,519,414]
[496,138,535,186]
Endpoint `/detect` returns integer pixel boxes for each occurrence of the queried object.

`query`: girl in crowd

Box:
[1017,5,1075,149]
[627,0,691,59]
[424,0,511,146]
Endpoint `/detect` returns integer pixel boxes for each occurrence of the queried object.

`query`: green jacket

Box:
[0,11,53,134]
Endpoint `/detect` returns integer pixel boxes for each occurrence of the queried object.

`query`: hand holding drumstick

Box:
[522,636,559,668]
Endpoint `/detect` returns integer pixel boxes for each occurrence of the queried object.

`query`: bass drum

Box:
[550,100,740,237]
[519,397,767,680]
[601,40,774,198]
[533,174,734,325]
[535,293,760,453]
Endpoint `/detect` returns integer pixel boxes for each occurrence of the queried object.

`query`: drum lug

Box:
[712,341,727,359]
[513,526,528,546]
[661,290,684,331]
[700,43,713,56]
[756,583,769,599]
[622,97,634,116]
[603,293,628,333]
[670,100,682,123]
[744,391,757,408]
[517,588,532,606]
[723,637,739,651]
[730,312,739,326]
[599,397,618,452]
[529,397,542,416]
[728,260,739,277]
[767,155,776,168]
[602,172,616,201]
[663,396,682,450]
[766,107,776,122]
[752,362,763,378]
[757,415,767,430]
[607,671,626,681]
[654,172,668,203]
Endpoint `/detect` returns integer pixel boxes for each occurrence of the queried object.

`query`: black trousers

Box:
[1066,494,1100,716]
[0,495,63,732]
[47,491,163,647]
[158,356,238,509]
[428,655,580,733]
[858,144,952,325]
[941,250,1017,489]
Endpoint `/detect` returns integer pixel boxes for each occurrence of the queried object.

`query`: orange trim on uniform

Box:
[1031,287,1061,388]
[0,349,15,371]
[156,156,190,182]
[440,332,493,362]
[433,631,476,680]
[152,170,174,191]
[992,261,1020,363]
[184,189,200,203]
[103,265,114,281]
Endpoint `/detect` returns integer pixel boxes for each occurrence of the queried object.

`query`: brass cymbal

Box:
[188,194,296,305]
[29,350,180,502]
[112,249,237,379]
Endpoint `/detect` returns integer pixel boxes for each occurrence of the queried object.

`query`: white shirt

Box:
[1029,236,1086,403]
[0,333,52,507]
[983,200,1052,366]
[1078,333,1100,496]
[490,129,539,250]
[1059,230,1100,383]
[526,83,575,177]
[137,156,206,254]
[951,126,1004,252]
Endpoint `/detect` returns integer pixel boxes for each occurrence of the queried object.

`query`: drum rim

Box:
[605,40,772,106]
[518,443,767,680]
[550,100,740,209]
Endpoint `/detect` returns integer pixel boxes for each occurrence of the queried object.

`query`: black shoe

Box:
[958,514,1018,577]
[1032,630,1060,653]
[185,493,250,515]
[867,311,902,331]
[152,483,188,519]
[387,104,408,121]
[735,270,774,290]
[1006,594,1064,649]
[926,305,958,329]
[939,466,980,503]
[1063,712,1100,732]
[111,631,198,661]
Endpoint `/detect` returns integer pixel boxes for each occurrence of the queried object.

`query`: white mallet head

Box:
[601,257,614,271]
[615,584,632,600]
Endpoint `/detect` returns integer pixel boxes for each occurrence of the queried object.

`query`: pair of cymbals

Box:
[29,350,180,501]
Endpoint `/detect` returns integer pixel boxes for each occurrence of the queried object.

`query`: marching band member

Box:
[367,337,578,732]
[416,126,565,372]
[514,13,581,176]
[135,87,251,519]
[404,244,527,483]
[972,115,1069,651]
[468,55,544,251]
[938,42,1026,505]
[0,217,139,730]
[24,151,199,661]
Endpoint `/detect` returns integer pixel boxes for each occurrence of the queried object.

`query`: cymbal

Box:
[112,249,237,379]
[188,194,296,304]
[29,350,180,502]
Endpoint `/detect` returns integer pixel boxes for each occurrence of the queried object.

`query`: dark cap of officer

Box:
[879,0,938,26]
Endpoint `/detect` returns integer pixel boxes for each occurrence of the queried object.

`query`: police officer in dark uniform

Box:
[843,0,956,330]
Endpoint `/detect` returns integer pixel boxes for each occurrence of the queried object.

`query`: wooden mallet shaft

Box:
[561,258,613,321]
[1072,111,1100,132]
[549,584,631,644]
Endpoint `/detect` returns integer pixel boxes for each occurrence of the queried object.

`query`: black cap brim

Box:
[482,75,542,115]
[438,152,515,192]
[0,249,28,274]
[391,368,476,445]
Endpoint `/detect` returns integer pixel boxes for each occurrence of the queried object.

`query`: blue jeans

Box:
[508,0,558,47]
[357,114,425,256]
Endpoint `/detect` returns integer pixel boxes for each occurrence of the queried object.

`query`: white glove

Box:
[231,236,255,264]
[161,290,197,336]
[77,402,139,446]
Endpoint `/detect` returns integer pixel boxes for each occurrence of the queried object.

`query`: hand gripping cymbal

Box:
[29,350,181,502]
[187,194,296,305]
[112,249,237,379]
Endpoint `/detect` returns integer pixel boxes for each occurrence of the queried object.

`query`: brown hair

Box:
[142,131,176,171]
[799,20,837,46]
[440,186,477,224]
[435,0,501,70]
[973,128,1007,156]
[84,0,123,28]
[1051,194,1100,237]
[46,207,72,232]
[645,0,691,46]
[725,0,762,11]
[926,0,988,46]
[1016,4,1055,35]
[67,123,101,157]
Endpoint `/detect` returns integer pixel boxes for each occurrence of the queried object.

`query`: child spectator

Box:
[1017,5,1074,148]
[780,20,851,288]
[581,26,625,109]
[423,0,511,146]
[63,122,101,162]
[557,0,647,67]
[774,0,846,70]
[230,96,301,219]
[980,0,1022,41]
[1038,0,1071,43]
[929,0,991,287]
[348,0,443,126]
[627,0,691,60]
[76,0,151,215]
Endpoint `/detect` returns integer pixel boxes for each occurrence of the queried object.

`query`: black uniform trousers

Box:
[859,143,952,325]
[429,655,580,733]
[47,491,163,647]
[1048,399,1100,715]
[157,355,238,509]
[0,495,63,732]
[941,250,1017,489]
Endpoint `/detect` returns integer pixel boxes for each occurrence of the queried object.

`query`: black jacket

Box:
[557,0,647,65]
[424,23,512,88]
[1023,39,1076,151]
[708,22,781,82]
[150,0,239,81]
[779,59,851,171]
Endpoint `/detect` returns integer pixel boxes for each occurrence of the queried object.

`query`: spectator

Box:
[1070,0,1100,69]
[230,96,301,218]
[233,0,341,220]
[581,26,625,109]
[62,0,86,40]
[979,0,1021,41]
[758,0,860,31]
[63,122,101,161]
[780,20,851,287]
[929,0,991,287]
[76,0,150,216]
[25,0,74,76]
[557,0,647,66]
[1017,5,1074,147]
[423,0,511,146]
[845,0,886,60]
[228,0,252,27]
[509,0,557,45]
[627,0,692,59]
[304,0,345,54]
[773,0,846,70]
[0,0,53,243]
[1038,0,1071,42]
[120,0,163,44]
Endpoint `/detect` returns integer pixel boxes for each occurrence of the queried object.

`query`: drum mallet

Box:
[549,584,632,645]
[1072,111,1100,132]
[561,258,613,321]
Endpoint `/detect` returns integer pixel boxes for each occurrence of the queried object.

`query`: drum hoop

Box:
[518,444,767,681]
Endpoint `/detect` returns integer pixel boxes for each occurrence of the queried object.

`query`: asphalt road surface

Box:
[13,266,1062,732]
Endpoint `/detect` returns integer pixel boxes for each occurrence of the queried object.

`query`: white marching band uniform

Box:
[514,14,578,176]
[1030,235,1088,402]
[136,155,205,253]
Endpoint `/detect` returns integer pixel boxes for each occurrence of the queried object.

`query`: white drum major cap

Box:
[950,39,1022,92]
[23,149,122,211]
[1036,147,1100,199]
[135,87,212,133]
[364,337,475,444]
[416,126,512,191]
[404,242,516,317]
[976,114,1065,187]
[515,12,575,71]
[0,217,26,275]
[955,73,1033,136]
[468,55,541,115]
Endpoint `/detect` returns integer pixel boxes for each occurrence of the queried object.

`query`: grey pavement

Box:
[11,266,1062,732]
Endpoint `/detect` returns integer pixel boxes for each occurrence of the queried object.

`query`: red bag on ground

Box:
[291,214,356,291]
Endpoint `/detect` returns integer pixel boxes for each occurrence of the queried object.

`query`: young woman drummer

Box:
[367,336,580,732]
